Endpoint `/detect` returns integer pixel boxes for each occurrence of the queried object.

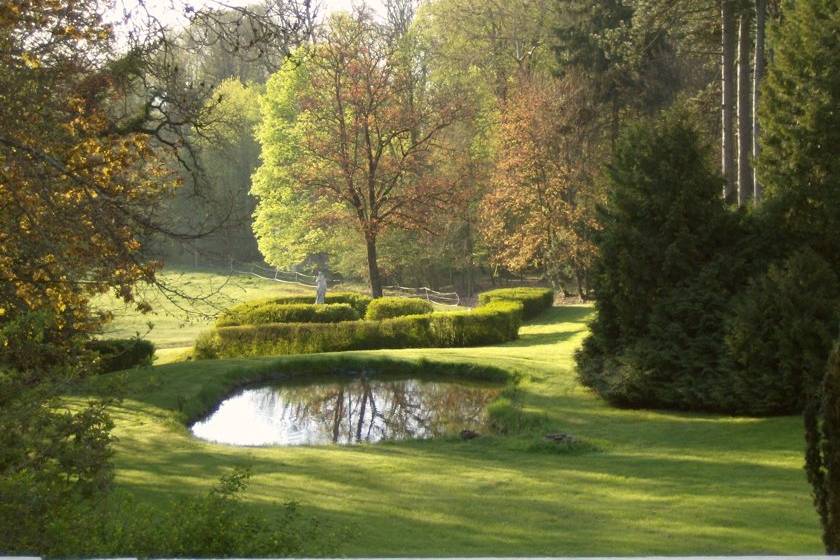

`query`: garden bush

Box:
[805,340,840,553]
[364,297,434,320]
[87,338,155,373]
[8,467,335,557]
[216,303,358,327]
[576,110,749,413]
[576,107,840,416]
[724,249,840,415]
[577,257,739,412]
[477,287,554,319]
[221,291,371,319]
[194,300,523,359]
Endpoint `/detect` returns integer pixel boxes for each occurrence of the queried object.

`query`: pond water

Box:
[190,376,502,446]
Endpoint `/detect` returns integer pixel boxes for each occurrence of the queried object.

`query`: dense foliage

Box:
[757,0,840,270]
[805,342,840,553]
[0,312,115,554]
[253,12,471,297]
[574,109,840,415]
[3,467,334,557]
[194,296,531,359]
[725,250,840,415]
[217,303,359,327]
[575,112,739,410]
[220,292,372,319]
[87,339,156,373]
[477,288,555,320]
[364,297,434,320]
[480,75,600,295]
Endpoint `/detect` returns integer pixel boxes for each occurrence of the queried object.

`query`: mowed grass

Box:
[79,277,822,556]
[92,268,314,359]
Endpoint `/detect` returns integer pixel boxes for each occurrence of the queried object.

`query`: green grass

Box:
[92,268,315,355]
[80,283,821,555]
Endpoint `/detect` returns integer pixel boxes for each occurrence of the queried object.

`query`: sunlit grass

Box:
[92,268,314,352]
[79,278,821,556]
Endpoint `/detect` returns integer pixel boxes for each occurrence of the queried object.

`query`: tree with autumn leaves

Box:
[0,0,315,551]
[253,10,471,297]
[480,75,601,297]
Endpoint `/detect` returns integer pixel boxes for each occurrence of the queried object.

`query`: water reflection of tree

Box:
[252,378,499,445]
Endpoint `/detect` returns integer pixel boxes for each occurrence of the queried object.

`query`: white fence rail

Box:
[383,285,460,307]
[222,258,461,306]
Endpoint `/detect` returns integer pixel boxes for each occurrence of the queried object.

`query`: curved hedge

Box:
[194,299,524,359]
[477,287,554,319]
[364,297,434,320]
[217,303,358,327]
[219,291,372,320]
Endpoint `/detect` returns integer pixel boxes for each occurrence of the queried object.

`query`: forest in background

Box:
[3,0,840,554]
[154,0,765,298]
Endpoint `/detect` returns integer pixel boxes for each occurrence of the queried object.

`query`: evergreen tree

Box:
[576,110,734,404]
[757,0,840,269]
[805,341,840,553]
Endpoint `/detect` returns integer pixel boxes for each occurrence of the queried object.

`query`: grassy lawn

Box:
[92,269,315,359]
[78,280,821,556]
[93,268,457,363]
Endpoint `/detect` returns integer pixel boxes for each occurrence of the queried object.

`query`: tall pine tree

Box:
[757,0,840,268]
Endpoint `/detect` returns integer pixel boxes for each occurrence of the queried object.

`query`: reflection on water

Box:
[191,377,501,446]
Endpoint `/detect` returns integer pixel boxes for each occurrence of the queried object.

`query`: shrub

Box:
[86,339,155,373]
[364,297,434,320]
[14,467,336,557]
[725,249,840,415]
[224,291,371,317]
[217,303,358,327]
[757,0,840,272]
[578,256,739,411]
[575,110,745,412]
[477,287,554,320]
[194,300,523,359]
[430,301,522,347]
[805,340,840,553]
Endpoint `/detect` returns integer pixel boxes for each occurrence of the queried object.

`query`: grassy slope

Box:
[92,269,314,361]
[74,303,821,556]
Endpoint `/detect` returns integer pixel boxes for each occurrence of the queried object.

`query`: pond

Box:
[190,376,503,446]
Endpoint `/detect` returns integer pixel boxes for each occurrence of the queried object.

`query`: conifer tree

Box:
[804,342,840,553]
[757,0,840,268]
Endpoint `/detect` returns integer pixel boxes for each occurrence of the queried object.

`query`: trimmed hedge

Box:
[364,297,434,320]
[477,287,554,319]
[87,338,155,373]
[220,291,372,320]
[217,303,358,327]
[194,300,524,359]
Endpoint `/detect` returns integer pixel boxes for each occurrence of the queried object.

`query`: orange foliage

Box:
[289,11,469,294]
[0,0,174,337]
[480,75,601,293]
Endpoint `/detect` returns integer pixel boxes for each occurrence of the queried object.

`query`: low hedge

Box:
[477,287,554,319]
[364,297,434,320]
[220,291,372,321]
[194,300,524,359]
[87,338,155,373]
[217,303,358,327]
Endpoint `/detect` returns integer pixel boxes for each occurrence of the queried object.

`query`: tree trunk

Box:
[365,235,383,298]
[737,8,754,207]
[753,0,766,202]
[721,0,737,203]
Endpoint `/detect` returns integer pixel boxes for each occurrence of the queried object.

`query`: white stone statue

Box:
[315,270,327,304]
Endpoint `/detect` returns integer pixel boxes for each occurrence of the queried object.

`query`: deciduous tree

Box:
[253,11,468,297]
[479,75,599,296]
